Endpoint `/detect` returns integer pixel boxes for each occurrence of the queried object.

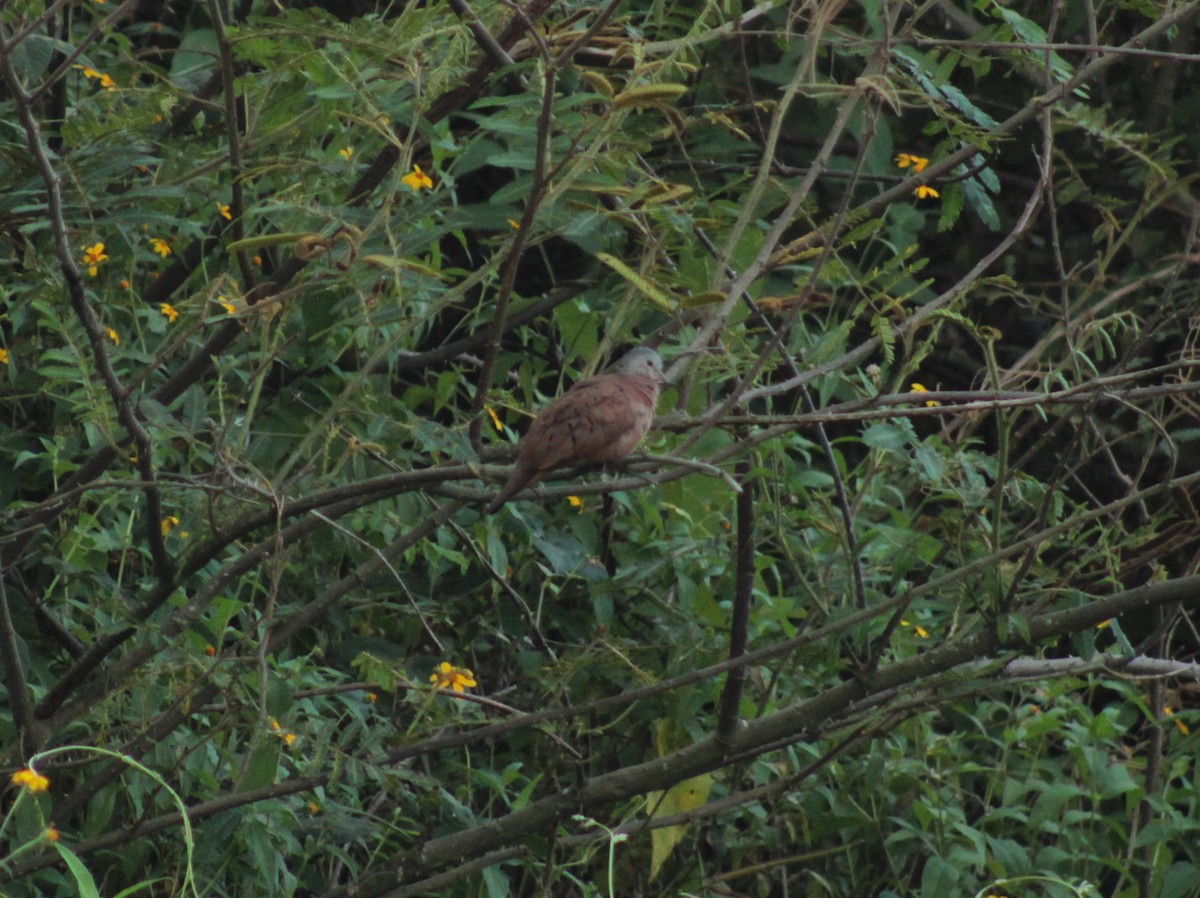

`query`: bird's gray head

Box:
[606,346,664,382]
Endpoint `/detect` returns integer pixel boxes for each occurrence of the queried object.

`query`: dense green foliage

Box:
[3,1,1200,896]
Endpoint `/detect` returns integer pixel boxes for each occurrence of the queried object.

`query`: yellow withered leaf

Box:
[613,83,689,109]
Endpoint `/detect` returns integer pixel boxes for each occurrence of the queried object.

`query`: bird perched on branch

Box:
[486,346,664,513]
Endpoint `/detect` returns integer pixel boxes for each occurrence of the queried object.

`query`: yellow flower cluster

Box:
[270,718,297,746]
[430,661,476,693]
[910,382,940,407]
[11,768,50,792]
[895,153,939,199]
[75,64,116,90]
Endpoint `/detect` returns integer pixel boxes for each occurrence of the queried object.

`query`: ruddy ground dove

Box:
[486,347,664,513]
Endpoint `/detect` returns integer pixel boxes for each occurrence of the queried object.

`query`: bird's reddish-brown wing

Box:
[520,374,654,474]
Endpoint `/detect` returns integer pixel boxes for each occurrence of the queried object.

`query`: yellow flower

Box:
[253,255,262,266]
[339,146,354,160]
[909,383,939,407]
[270,718,297,746]
[899,619,930,638]
[309,801,321,814]
[507,218,521,230]
[161,515,181,535]
[217,297,237,314]
[149,237,172,258]
[82,242,109,276]
[75,65,116,89]
[0,348,9,365]
[45,827,60,842]
[402,164,433,192]
[120,279,131,290]
[1096,619,1112,630]
[217,203,232,220]
[105,327,120,346]
[896,155,938,199]
[485,406,504,432]
[895,153,929,173]
[566,495,583,509]
[366,692,378,703]
[430,661,477,693]
[12,768,50,792]
[160,303,179,323]
[1165,706,1190,735]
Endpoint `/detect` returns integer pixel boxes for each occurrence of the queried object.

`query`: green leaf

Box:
[112,878,172,898]
[481,864,510,898]
[1163,863,1200,898]
[171,28,219,91]
[862,420,915,451]
[964,174,1000,231]
[919,856,959,897]
[54,843,101,898]
[239,736,284,792]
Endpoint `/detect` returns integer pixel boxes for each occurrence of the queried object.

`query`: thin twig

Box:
[206,0,256,288]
